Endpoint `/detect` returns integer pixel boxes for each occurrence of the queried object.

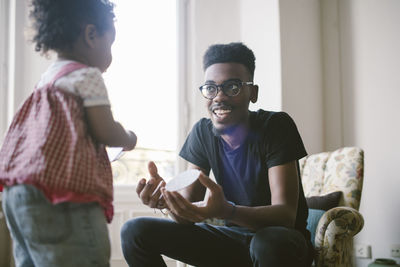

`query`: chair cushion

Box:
[306,191,342,211]
[300,147,364,210]
[307,209,326,247]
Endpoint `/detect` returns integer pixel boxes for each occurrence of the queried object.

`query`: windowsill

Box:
[113,184,141,204]
[114,184,137,188]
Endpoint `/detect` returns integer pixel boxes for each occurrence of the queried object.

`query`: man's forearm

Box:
[227,204,297,231]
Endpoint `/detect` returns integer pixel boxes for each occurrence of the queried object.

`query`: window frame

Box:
[0,0,12,139]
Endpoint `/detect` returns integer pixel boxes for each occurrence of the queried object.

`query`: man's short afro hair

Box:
[203,42,256,78]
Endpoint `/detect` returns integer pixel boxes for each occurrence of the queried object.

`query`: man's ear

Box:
[83,24,97,48]
[250,85,258,103]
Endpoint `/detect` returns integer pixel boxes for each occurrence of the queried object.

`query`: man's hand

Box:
[161,172,233,222]
[136,161,166,209]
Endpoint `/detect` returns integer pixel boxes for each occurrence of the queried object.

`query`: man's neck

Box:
[220,123,249,150]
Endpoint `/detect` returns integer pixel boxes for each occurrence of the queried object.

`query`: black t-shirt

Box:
[179,109,310,238]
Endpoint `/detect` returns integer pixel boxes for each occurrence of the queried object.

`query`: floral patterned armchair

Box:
[299,147,364,267]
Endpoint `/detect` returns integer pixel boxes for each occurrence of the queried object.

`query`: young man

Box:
[121,42,314,267]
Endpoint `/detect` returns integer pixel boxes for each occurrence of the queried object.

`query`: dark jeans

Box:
[120,217,313,267]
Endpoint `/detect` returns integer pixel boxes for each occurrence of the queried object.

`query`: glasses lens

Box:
[200,84,217,99]
[222,81,241,96]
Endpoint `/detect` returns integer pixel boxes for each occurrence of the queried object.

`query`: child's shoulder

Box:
[37,59,103,92]
[39,60,100,85]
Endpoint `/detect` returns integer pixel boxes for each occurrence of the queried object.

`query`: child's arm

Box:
[85,105,137,151]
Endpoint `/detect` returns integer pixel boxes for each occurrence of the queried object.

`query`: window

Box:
[103,0,178,185]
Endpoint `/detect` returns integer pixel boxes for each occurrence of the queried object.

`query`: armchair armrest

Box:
[314,207,364,267]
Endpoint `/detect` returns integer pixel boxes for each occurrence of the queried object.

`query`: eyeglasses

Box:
[199,80,253,100]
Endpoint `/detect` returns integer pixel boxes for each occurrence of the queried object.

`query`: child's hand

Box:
[123,130,137,151]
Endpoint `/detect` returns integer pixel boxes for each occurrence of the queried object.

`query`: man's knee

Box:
[250,226,310,266]
[120,217,154,250]
[250,227,289,256]
[121,217,147,237]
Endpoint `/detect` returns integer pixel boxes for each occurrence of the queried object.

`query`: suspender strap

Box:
[50,62,89,87]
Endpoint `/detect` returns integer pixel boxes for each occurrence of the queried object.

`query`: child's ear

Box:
[84,24,97,48]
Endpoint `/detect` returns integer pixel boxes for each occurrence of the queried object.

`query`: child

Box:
[0,0,137,266]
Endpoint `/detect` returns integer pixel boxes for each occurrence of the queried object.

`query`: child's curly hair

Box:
[30,0,115,53]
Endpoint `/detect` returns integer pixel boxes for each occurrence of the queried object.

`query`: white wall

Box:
[239,0,282,112]
[279,0,324,154]
[321,0,344,151]
[337,0,400,266]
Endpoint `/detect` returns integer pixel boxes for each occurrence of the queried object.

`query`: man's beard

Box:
[212,123,240,136]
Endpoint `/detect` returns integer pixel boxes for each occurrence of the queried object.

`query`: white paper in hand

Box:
[106,147,124,162]
[165,169,201,192]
